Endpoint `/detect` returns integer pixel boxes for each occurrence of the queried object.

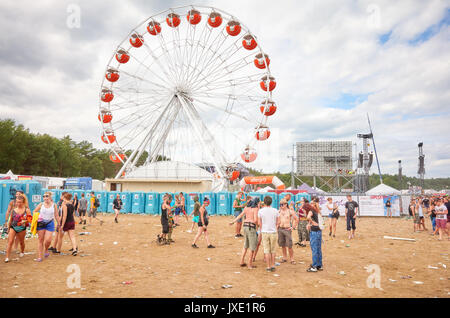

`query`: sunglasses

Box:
[43,195,50,198]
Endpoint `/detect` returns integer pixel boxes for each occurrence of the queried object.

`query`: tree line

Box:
[0,119,147,180]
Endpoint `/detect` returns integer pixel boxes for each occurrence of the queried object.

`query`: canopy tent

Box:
[297,183,323,194]
[366,183,401,195]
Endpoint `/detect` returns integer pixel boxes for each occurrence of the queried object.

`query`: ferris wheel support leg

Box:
[177,95,228,180]
[114,95,176,178]
[148,101,181,164]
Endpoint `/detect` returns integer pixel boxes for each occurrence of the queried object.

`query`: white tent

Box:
[256,186,274,193]
[366,183,401,195]
[5,170,16,180]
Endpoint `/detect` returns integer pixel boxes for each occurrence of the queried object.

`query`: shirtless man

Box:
[179,192,188,222]
[277,199,298,264]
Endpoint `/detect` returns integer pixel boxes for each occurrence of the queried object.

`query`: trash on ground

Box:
[122,281,133,285]
[67,291,77,295]
[79,232,91,236]
[442,264,447,269]
[338,271,346,275]
[113,242,118,245]
[401,275,412,279]
[428,265,439,269]
[275,262,281,266]
[346,244,350,247]
[222,284,232,289]
[273,274,280,277]
[206,257,211,261]
[389,279,397,282]
[234,272,240,274]
[250,294,261,298]
[413,281,424,285]
[383,236,416,242]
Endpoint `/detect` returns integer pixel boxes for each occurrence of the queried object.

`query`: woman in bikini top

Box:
[4,194,31,263]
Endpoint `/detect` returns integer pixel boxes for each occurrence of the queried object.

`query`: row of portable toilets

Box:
[0,180,312,222]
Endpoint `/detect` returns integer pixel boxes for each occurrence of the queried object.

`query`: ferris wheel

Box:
[98,5,277,186]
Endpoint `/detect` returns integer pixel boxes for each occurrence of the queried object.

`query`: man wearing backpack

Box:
[89,191,104,226]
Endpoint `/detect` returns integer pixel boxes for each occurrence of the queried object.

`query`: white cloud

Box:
[0,0,449,180]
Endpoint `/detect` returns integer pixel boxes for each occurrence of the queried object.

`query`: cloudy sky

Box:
[0,0,449,178]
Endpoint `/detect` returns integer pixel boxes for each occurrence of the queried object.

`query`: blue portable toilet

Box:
[186,192,201,215]
[119,192,132,213]
[216,192,230,215]
[94,191,107,213]
[22,180,42,212]
[0,180,24,222]
[295,193,311,204]
[72,190,83,204]
[107,191,120,213]
[278,192,295,207]
[248,192,264,202]
[83,191,92,211]
[0,180,41,219]
[51,189,62,204]
[201,192,216,215]
[262,192,278,208]
[131,192,146,214]
[144,192,159,215]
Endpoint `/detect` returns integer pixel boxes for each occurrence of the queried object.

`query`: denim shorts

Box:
[234,211,243,223]
[37,220,55,232]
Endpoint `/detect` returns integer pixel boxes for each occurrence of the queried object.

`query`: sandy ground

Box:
[0,214,449,298]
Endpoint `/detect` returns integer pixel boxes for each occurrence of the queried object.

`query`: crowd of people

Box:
[2,190,107,263]
[154,191,364,273]
[3,188,448,273]
[408,196,449,240]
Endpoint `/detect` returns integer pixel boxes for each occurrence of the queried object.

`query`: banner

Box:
[317,195,401,217]
[317,196,347,216]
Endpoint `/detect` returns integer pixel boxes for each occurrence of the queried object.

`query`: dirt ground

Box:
[0,214,448,298]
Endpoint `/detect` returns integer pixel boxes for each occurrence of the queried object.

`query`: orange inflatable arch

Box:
[239,176,285,190]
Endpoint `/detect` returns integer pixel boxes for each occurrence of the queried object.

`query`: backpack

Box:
[94,197,100,208]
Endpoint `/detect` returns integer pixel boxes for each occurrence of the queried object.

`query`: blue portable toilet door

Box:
[120,192,132,213]
[0,181,24,222]
[278,192,295,208]
[131,192,145,214]
[95,192,107,213]
[24,181,42,212]
[145,193,159,215]
[258,192,278,209]
[216,192,229,215]
[186,192,201,215]
[202,192,216,215]
[107,192,119,213]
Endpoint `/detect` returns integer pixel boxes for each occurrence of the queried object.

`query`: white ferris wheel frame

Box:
[98,5,274,182]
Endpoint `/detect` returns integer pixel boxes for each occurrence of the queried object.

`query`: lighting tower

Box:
[356,133,374,192]
[418,142,425,190]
